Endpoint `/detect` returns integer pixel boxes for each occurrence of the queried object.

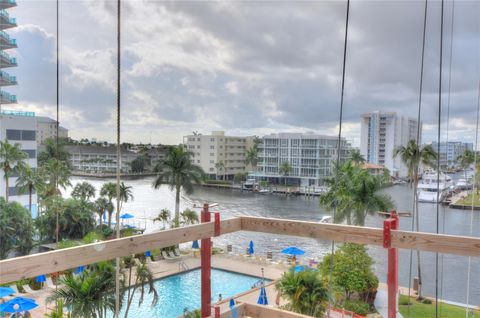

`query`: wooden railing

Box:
[0,216,479,284]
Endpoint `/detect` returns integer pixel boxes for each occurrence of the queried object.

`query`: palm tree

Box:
[48,270,116,318]
[123,261,158,318]
[393,139,437,299]
[180,208,199,226]
[319,161,394,226]
[0,140,27,202]
[71,181,96,202]
[215,161,225,180]
[16,164,43,213]
[38,137,70,166]
[350,149,366,165]
[100,182,116,228]
[152,146,204,228]
[279,161,293,194]
[245,146,259,170]
[94,197,112,227]
[457,149,475,180]
[118,182,134,214]
[40,158,72,197]
[153,208,171,229]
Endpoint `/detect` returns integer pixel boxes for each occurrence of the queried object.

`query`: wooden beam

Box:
[240,216,480,257]
[0,218,241,284]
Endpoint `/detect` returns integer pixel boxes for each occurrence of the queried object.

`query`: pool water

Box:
[113,268,266,317]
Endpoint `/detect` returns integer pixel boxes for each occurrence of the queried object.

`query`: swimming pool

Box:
[112,268,266,317]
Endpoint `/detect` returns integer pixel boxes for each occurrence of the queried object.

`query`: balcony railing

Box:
[0,29,16,47]
[0,90,16,103]
[0,0,16,10]
[0,69,16,84]
[0,50,16,66]
[0,9,15,26]
[0,109,34,117]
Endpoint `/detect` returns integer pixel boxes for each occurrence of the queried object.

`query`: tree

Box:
[16,164,43,213]
[215,161,225,180]
[153,208,171,229]
[234,172,247,183]
[130,156,147,173]
[118,182,134,214]
[38,137,71,166]
[123,261,158,318]
[152,146,204,227]
[0,140,27,202]
[276,270,329,317]
[350,149,365,165]
[0,197,33,259]
[279,161,293,192]
[94,197,112,227]
[319,243,378,303]
[48,266,117,318]
[100,182,116,228]
[245,147,258,170]
[40,158,72,197]
[393,139,437,299]
[71,182,96,202]
[180,208,199,226]
[457,149,475,180]
[319,161,394,226]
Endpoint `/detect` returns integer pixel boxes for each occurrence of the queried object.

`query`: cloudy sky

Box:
[6,0,480,146]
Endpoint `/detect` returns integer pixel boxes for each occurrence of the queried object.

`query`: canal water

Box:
[68,177,480,305]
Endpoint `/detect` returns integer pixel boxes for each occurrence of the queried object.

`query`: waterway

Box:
[68,176,480,305]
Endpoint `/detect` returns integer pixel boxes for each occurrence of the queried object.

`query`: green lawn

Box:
[399,295,479,318]
[456,192,480,206]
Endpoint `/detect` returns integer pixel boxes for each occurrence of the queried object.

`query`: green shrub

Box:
[97,224,114,238]
[399,297,412,306]
[343,300,370,316]
[421,298,433,304]
[83,231,104,244]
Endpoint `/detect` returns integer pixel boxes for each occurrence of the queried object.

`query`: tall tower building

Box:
[0,0,17,107]
[360,111,420,178]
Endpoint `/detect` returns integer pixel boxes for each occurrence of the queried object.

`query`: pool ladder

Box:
[178,261,189,272]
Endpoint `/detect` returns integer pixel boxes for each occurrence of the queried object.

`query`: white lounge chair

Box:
[9,284,19,294]
[162,250,173,260]
[46,277,57,289]
[168,251,180,259]
[174,247,182,257]
[22,284,41,294]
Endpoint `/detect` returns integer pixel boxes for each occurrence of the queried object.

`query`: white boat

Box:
[242,178,257,190]
[257,189,270,194]
[319,216,333,223]
[455,178,473,190]
[417,170,453,203]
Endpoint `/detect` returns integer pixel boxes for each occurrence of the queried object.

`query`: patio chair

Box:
[174,247,182,257]
[46,277,57,289]
[162,250,174,260]
[168,251,180,259]
[9,284,19,294]
[22,284,41,294]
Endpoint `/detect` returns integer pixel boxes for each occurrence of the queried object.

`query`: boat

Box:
[455,178,473,190]
[319,216,333,223]
[242,178,257,191]
[417,170,453,203]
[257,189,270,194]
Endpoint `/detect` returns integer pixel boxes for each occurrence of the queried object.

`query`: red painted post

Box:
[201,203,212,318]
[383,211,399,318]
[213,305,220,318]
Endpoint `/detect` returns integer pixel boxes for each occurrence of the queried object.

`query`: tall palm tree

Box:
[350,149,366,165]
[71,181,96,202]
[180,208,199,226]
[94,197,112,227]
[40,158,72,197]
[16,164,43,213]
[152,146,204,227]
[215,161,225,180]
[245,146,258,170]
[118,182,134,214]
[393,139,437,299]
[38,137,70,166]
[279,161,293,194]
[123,261,158,318]
[0,140,27,202]
[100,182,116,228]
[457,149,475,180]
[153,208,171,229]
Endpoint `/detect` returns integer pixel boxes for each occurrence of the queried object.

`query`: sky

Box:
[5,0,480,146]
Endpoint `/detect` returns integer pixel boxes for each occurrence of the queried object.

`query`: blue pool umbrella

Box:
[257,286,268,305]
[192,240,199,249]
[74,266,85,274]
[281,246,305,256]
[249,241,254,255]
[35,275,46,283]
[0,297,38,313]
[0,287,15,298]
[229,298,238,318]
[293,265,312,273]
[145,250,151,257]
[120,213,134,219]
[229,299,235,307]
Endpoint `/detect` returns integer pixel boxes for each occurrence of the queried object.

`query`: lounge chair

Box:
[22,284,41,294]
[174,247,182,257]
[168,251,180,259]
[9,284,19,294]
[162,250,173,260]
[46,277,57,289]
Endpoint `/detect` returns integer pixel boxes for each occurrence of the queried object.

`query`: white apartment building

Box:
[36,116,68,146]
[257,133,352,186]
[430,141,474,168]
[183,131,254,179]
[0,110,38,211]
[360,111,419,178]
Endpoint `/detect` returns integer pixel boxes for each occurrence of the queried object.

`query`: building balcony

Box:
[0,0,16,10]
[0,70,16,85]
[0,89,16,103]
[0,50,16,67]
[0,10,15,29]
[0,30,16,49]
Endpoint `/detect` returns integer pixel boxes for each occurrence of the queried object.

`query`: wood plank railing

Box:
[0,216,479,284]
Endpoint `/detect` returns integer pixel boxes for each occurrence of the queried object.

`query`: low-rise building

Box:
[0,110,37,209]
[183,131,255,179]
[35,116,68,146]
[256,132,352,186]
[430,141,474,168]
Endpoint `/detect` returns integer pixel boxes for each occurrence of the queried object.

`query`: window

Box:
[21,130,36,141]
[6,129,21,140]
[23,150,36,158]
[210,160,214,163]
[210,146,215,149]
[210,153,214,156]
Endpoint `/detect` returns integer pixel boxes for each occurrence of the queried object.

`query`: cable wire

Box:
[327,0,349,316]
